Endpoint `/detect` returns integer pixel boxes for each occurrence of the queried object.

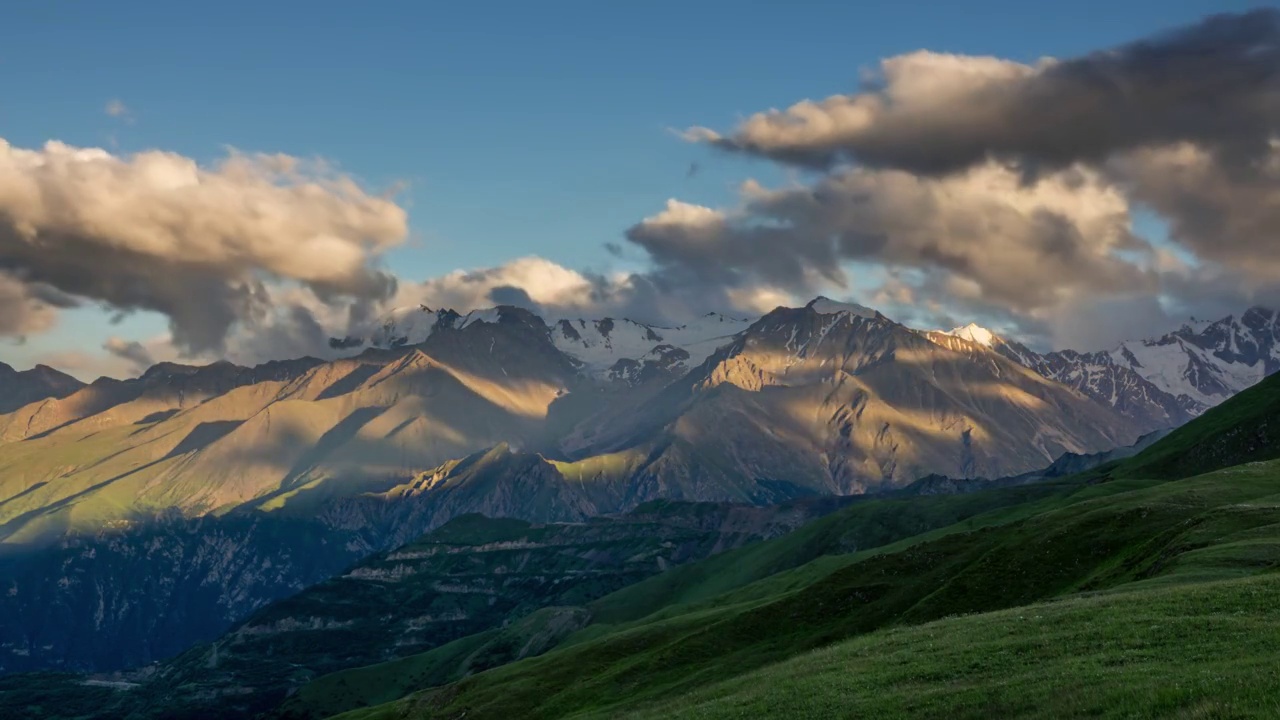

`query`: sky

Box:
[0,0,1271,379]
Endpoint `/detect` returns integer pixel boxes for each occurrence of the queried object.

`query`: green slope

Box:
[275,607,589,720]
[1120,371,1280,480]
[333,457,1280,719]
[274,479,1077,720]
[619,573,1280,720]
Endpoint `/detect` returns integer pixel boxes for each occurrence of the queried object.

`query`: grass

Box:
[277,477,1081,719]
[584,478,1083,628]
[617,573,1280,720]
[332,459,1280,720]
[274,607,592,720]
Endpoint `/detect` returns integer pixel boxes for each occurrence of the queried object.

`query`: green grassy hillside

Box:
[618,573,1280,720]
[333,456,1280,719]
[272,480,1077,720]
[1120,371,1280,480]
[275,606,590,719]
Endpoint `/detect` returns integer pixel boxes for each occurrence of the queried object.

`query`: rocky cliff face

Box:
[0,513,376,674]
[1106,307,1280,410]
[28,503,840,718]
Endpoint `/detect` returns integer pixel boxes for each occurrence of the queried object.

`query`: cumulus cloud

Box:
[396,257,620,317]
[14,10,1280,371]
[627,163,1150,316]
[1117,143,1280,280]
[636,9,1280,349]
[0,272,75,337]
[689,10,1280,176]
[0,138,407,353]
[387,256,771,328]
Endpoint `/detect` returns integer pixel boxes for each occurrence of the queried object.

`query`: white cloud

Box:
[0,138,408,353]
[105,99,133,123]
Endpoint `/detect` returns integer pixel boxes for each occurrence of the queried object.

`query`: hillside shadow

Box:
[246,407,393,511]
[163,421,245,460]
[135,409,180,425]
[316,364,382,401]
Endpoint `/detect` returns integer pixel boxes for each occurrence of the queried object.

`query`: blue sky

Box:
[0,0,1259,375]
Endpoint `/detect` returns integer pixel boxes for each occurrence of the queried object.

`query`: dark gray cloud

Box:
[0,272,60,337]
[692,10,1280,176]
[103,337,155,373]
[1117,144,1280,279]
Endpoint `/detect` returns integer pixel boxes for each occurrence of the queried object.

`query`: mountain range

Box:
[0,297,1277,675]
[8,366,1280,718]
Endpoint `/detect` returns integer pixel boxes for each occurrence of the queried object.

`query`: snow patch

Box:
[944,322,997,348]
[551,313,753,375]
[457,308,502,329]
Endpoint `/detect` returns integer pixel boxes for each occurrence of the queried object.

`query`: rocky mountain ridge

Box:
[0,361,83,414]
[926,306,1280,430]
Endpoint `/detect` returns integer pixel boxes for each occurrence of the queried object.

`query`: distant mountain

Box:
[0,362,83,414]
[567,298,1142,500]
[126,502,837,716]
[0,296,1252,676]
[1108,306,1280,410]
[0,495,844,682]
[0,299,1157,551]
[925,307,1280,430]
[359,303,753,385]
[901,427,1172,496]
[932,329,1200,432]
[0,357,323,443]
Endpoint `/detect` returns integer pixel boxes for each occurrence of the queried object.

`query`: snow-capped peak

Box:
[807,296,877,319]
[945,322,998,348]
[549,313,754,376]
[357,303,756,383]
[456,308,502,329]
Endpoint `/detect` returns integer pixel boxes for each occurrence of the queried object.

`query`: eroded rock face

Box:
[0,513,377,674]
[9,502,836,717]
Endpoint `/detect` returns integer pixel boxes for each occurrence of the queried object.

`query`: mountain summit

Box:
[944,322,998,348]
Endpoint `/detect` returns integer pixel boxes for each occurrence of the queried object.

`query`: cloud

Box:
[688,10,1280,176]
[638,9,1280,349]
[383,256,777,332]
[0,272,69,337]
[0,138,408,354]
[104,99,133,122]
[626,162,1150,317]
[1117,142,1280,280]
[16,10,1280,372]
[103,337,156,373]
[396,257,617,316]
